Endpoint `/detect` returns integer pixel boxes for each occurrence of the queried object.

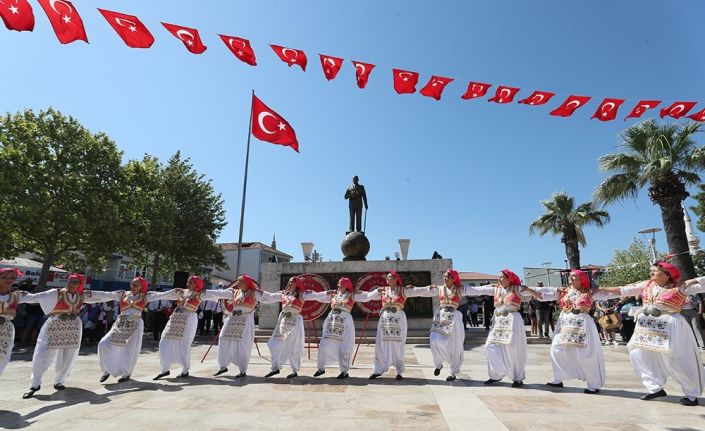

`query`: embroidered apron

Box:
[323,309,347,341]
[487,313,513,345]
[430,307,456,337]
[162,309,190,339]
[631,313,670,353]
[0,320,13,357]
[380,309,403,342]
[272,312,298,340]
[221,311,249,342]
[46,315,81,349]
[556,313,588,347]
[108,314,141,346]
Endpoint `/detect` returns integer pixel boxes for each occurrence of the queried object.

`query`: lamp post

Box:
[301,242,314,261]
[638,227,662,263]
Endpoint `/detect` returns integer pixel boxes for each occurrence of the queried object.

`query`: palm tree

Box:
[529,192,611,269]
[594,120,705,280]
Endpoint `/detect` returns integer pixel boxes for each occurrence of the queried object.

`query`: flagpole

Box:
[235,90,255,279]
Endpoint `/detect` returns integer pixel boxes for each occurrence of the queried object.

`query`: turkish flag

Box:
[98,9,153,49]
[352,61,375,89]
[0,0,34,32]
[162,22,206,54]
[518,91,555,106]
[37,0,87,44]
[271,45,307,71]
[420,76,454,101]
[461,82,492,100]
[219,34,256,65]
[392,69,419,94]
[549,95,591,117]
[319,54,343,80]
[591,98,625,122]
[624,100,661,120]
[251,94,299,152]
[688,108,705,122]
[488,86,520,103]
[660,101,697,119]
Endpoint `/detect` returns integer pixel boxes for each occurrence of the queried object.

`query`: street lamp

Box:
[638,227,662,263]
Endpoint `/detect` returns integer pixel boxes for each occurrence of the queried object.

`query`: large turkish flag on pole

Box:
[251,94,299,152]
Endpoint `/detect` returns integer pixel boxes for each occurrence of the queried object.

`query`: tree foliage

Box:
[598,237,656,287]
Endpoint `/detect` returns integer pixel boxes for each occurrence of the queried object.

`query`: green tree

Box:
[122,152,227,289]
[598,238,654,287]
[0,108,128,288]
[594,120,705,281]
[529,191,610,269]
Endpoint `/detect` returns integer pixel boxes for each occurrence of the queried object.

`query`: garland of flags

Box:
[2,0,704,123]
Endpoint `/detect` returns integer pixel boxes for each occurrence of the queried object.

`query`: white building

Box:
[211,242,293,284]
[459,271,498,287]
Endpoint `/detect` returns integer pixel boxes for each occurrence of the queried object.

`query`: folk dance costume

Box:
[357,270,437,380]
[0,267,24,377]
[309,277,368,379]
[97,277,168,383]
[544,269,619,394]
[612,261,705,406]
[20,274,115,398]
[153,276,233,380]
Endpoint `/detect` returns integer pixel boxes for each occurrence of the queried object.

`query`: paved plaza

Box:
[1,333,705,431]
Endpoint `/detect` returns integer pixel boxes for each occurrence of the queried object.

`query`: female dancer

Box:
[0,267,24,377]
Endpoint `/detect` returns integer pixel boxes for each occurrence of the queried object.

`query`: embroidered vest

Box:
[282,293,304,313]
[119,292,147,313]
[331,292,355,312]
[177,291,202,312]
[224,289,257,313]
[642,282,686,313]
[494,286,521,310]
[0,292,19,318]
[381,287,406,310]
[50,289,83,315]
[439,286,462,308]
[559,290,593,314]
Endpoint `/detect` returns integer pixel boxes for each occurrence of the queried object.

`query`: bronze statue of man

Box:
[344,175,368,233]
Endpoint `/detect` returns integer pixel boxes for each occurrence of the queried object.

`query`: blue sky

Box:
[2,0,705,274]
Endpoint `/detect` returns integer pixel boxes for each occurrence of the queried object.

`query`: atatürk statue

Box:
[344,175,368,233]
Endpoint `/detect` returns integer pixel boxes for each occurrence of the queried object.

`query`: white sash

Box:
[272,312,298,340]
[632,313,670,352]
[222,312,249,342]
[162,309,190,340]
[323,310,347,341]
[108,315,141,346]
[380,309,403,342]
[430,307,456,337]
[46,315,81,349]
[0,321,13,357]
[556,313,588,347]
[487,314,513,345]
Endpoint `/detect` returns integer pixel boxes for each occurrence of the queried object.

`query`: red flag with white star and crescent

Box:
[392,69,419,94]
[219,34,256,65]
[251,94,299,152]
[351,61,375,89]
[98,9,153,48]
[37,0,86,44]
[162,22,206,54]
[689,108,705,122]
[660,101,697,119]
[591,98,625,122]
[518,91,555,106]
[624,100,661,120]
[0,0,34,32]
[488,86,520,104]
[270,45,307,71]
[319,54,343,80]
[549,95,591,117]
[461,82,491,100]
[420,76,454,101]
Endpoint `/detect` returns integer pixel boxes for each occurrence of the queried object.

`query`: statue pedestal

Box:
[341,231,370,261]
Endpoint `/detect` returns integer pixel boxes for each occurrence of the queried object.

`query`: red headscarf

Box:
[339,277,353,292]
[655,261,681,283]
[445,269,461,287]
[388,270,403,287]
[570,269,590,290]
[68,273,86,294]
[240,274,255,289]
[0,267,23,277]
[188,275,204,292]
[287,276,304,292]
[500,269,521,286]
[132,276,149,294]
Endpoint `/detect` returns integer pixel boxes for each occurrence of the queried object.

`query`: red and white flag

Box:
[549,95,591,117]
[251,94,299,152]
[352,60,375,89]
[162,22,206,54]
[98,9,153,49]
[461,82,491,100]
[392,69,419,94]
[37,0,87,44]
[660,101,697,119]
[219,34,256,65]
[0,0,34,32]
[271,45,307,71]
[419,76,453,101]
[624,100,661,120]
[518,91,555,106]
[488,86,520,104]
[319,54,343,80]
[688,108,705,122]
[591,98,625,122]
